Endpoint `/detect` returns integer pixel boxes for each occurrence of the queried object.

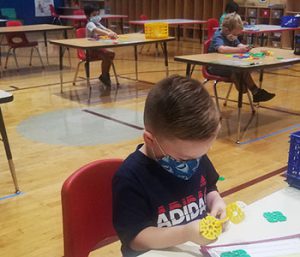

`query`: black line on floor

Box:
[82,109,144,130]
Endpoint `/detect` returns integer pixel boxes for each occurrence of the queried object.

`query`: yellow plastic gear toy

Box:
[199,215,223,240]
[226,202,245,224]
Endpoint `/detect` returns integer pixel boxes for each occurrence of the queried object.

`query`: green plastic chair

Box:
[0,8,17,20]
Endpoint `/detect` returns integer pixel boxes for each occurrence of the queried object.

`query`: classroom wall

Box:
[0,0,64,25]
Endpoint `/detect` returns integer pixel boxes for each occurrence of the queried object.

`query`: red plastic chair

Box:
[73,28,119,87]
[5,20,44,70]
[49,4,61,24]
[202,39,254,112]
[73,9,86,29]
[207,18,219,40]
[61,159,123,257]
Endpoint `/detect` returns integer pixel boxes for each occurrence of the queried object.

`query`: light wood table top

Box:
[243,24,300,34]
[0,24,73,34]
[50,33,175,49]
[59,14,128,21]
[129,19,207,25]
[175,47,300,71]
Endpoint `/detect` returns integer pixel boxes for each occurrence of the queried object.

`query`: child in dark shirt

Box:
[209,13,275,103]
[113,75,226,256]
[219,0,239,26]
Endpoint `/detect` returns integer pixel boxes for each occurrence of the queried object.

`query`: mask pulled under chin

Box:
[226,34,238,41]
[157,156,202,180]
[90,15,101,24]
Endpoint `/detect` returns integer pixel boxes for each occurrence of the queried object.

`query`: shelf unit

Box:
[108,0,232,41]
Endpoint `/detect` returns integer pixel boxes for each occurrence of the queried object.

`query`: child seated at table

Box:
[208,13,275,102]
[84,5,118,87]
[113,75,227,257]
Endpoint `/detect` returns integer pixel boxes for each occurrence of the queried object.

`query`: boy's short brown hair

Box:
[144,75,220,140]
[222,13,243,32]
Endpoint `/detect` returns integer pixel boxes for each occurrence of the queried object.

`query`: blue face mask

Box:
[90,15,101,24]
[157,156,202,180]
[154,139,202,180]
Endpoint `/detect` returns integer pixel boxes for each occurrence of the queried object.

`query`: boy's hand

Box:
[238,45,251,53]
[107,31,118,39]
[183,219,215,245]
[209,197,226,220]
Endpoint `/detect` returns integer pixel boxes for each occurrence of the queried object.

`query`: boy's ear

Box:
[143,130,155,148]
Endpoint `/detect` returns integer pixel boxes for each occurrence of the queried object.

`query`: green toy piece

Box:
[218,176,225,181]
[277,57,284,60]
[263,211,287,223]
[220,249,251,257]
[250,52,265,58]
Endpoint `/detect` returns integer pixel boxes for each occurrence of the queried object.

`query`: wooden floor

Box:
[0,32,299,257]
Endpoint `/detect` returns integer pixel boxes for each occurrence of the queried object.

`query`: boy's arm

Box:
[93,27,118,38]
[217,45,249,54]
[130,220,213,251]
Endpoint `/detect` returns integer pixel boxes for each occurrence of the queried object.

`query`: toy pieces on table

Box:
[226,202,245,224]
[260,49,273,56]
[263,211,287,223]
[221,249,251,257]
[199,215,223,240]
[233,53,253,59]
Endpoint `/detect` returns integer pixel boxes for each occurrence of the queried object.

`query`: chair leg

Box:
[29,48,34,66]
[73,61,83,85]
[202,79,209,86]
[111,62,120,87]
[12,49,19,71]
[213,81,221,113]
[223,83,233,107]
[246,90,255,114]
[35,47,44,68]
[4,48,12,69]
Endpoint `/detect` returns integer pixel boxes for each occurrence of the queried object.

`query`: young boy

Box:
[208,13,275,102]
[113,75,227,257]
[84,5,118,87]
[219,0,239,26]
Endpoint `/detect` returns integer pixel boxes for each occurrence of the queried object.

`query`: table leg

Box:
[43,31,49,64]
[162,41,169,77]
[0,107,19,193]
[120,18,124,34]
[85,49,92,101]
[199,24,202,44]
[236,72,244,144]
[59,46,64,93]
[260,33,264,47]
[177,25,180,41]
[292,30,295,49]
[63,29,71,66]
[134,45,138,81]
[186,63,191,78]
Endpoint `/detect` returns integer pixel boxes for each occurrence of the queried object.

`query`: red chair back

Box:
[6,20,29,46]
[61,159,123,257]
[73,9,86,28]
[202,39,231,82]
[207,18,219,40]
[49,4,58,17]
[6,20,22,27]
[73,9,85,15]
[75,28,87,60]
[139,14,148,20]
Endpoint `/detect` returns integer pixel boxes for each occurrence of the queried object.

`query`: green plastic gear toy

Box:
[199,215,223,240]
[221,249,251,257]
[263,211,286,223]
[226,202,245,224]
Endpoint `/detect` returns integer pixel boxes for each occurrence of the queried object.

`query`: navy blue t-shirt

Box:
[112,145,219,257]
[208,28,240,53]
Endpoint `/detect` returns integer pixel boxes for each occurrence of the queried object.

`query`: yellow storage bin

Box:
[144,22,169,39]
